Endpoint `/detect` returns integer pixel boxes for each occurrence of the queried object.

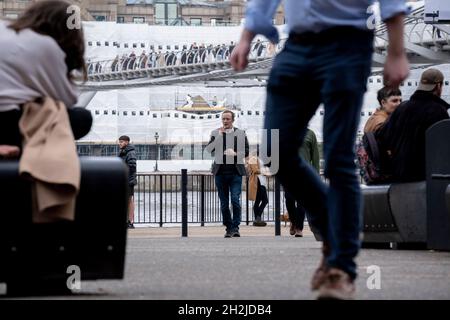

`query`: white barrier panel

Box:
[425,0,450,24]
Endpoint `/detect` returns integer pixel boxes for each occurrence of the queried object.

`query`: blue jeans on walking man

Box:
[215,174,243,233]
[265,27,373,280]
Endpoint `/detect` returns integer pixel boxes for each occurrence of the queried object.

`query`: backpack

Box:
[356,131,391,185]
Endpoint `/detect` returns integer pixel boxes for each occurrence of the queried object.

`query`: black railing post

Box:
[200,175,205,227]
[246,176,249,225]
[182,169,188,237]
[275,176,281,236]
[159,174,163,227]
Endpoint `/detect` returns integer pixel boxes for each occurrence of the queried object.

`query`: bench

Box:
[361,182,427,247]
[426,119,450,250]
[0,157,128,295]
[312,119,450,250]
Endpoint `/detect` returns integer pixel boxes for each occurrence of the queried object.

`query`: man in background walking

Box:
[206,110,249,238]
[285,128,320,238]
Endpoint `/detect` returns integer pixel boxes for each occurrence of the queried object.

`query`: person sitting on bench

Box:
[364,86,402,133]
[376,68,450,182]
[0,0,92,151]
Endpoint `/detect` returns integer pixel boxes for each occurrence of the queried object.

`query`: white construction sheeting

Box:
[425,0,450,24]
[83,21,288,62]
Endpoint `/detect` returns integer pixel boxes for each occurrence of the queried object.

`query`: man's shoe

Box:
[232,231,240,237]
[311,243,330,291]
[224,230,233,238]
[294,229,303,237]
[311,263,328,291]
[316,268,355,300]
[289,223,295,236]
[127,221,135,229]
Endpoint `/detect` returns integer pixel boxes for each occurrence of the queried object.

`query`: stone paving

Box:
[4,224,449,300]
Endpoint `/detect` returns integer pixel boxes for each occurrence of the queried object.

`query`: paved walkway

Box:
[4,225,450,300]
[130,223,299,237]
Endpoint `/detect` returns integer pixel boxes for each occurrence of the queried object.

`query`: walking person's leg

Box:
[264,41,329,241]
[215,175,233,237]
[294,202,306,237]
[320,90,368,285]
[317,30,373,299]
[258,185,268,224]
[284,190,299,235]
[230,174,243,236]
[253,181,268,226]
[129,196,135,224]
[253,179,263,224]
[127,186,135,228]
[264,38,349,293]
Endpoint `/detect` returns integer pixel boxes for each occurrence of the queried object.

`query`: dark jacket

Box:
[299,129,320,173]
[376,90,450,182]
[119,144,137,186]
[206,127,249,176]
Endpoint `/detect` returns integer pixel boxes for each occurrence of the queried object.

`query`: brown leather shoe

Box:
[310,243,330,291]
[317,268,355,300]
[311,260,327,290]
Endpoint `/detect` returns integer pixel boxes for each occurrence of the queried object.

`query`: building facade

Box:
[0,0,285,26]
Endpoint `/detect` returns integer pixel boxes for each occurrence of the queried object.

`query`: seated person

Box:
[376,68,450,182]
[0,0,92,153]
[364,86,402,133]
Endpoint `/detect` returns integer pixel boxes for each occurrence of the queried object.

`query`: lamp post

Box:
[154,132,159,172]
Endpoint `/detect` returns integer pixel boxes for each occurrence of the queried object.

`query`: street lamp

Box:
[154,132,159,172]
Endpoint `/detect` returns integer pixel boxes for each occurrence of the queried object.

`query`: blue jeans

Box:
[265,28,373,279]
[215,174,243,232]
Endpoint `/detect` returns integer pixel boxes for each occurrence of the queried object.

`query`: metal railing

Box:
[133,168,365,228]
[134,171,289,226]
[86,39,284,77]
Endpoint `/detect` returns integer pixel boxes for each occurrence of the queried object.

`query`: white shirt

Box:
[245,0,409,42]
[0,20,77,112]
[224,127,234,134]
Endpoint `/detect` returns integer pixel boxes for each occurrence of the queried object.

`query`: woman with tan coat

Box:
[247,154,268,226]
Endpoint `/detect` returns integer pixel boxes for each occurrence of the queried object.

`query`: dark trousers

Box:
[215,174,242,232]
[265,27,373,279]
[0,107,93,146]
[253,179,268,219]
[284,190,306,231]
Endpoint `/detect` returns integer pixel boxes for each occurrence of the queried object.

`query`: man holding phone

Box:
[206,110,249,238]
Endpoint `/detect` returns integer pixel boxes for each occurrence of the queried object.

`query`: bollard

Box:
[246,176,249,225]
[200,175,205,227]
[181,169,188,237]
[275,176,281,236]
[159,174,163,227]
[426,119,450,250]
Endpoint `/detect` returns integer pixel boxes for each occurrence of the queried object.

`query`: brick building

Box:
[0,0,285,26]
